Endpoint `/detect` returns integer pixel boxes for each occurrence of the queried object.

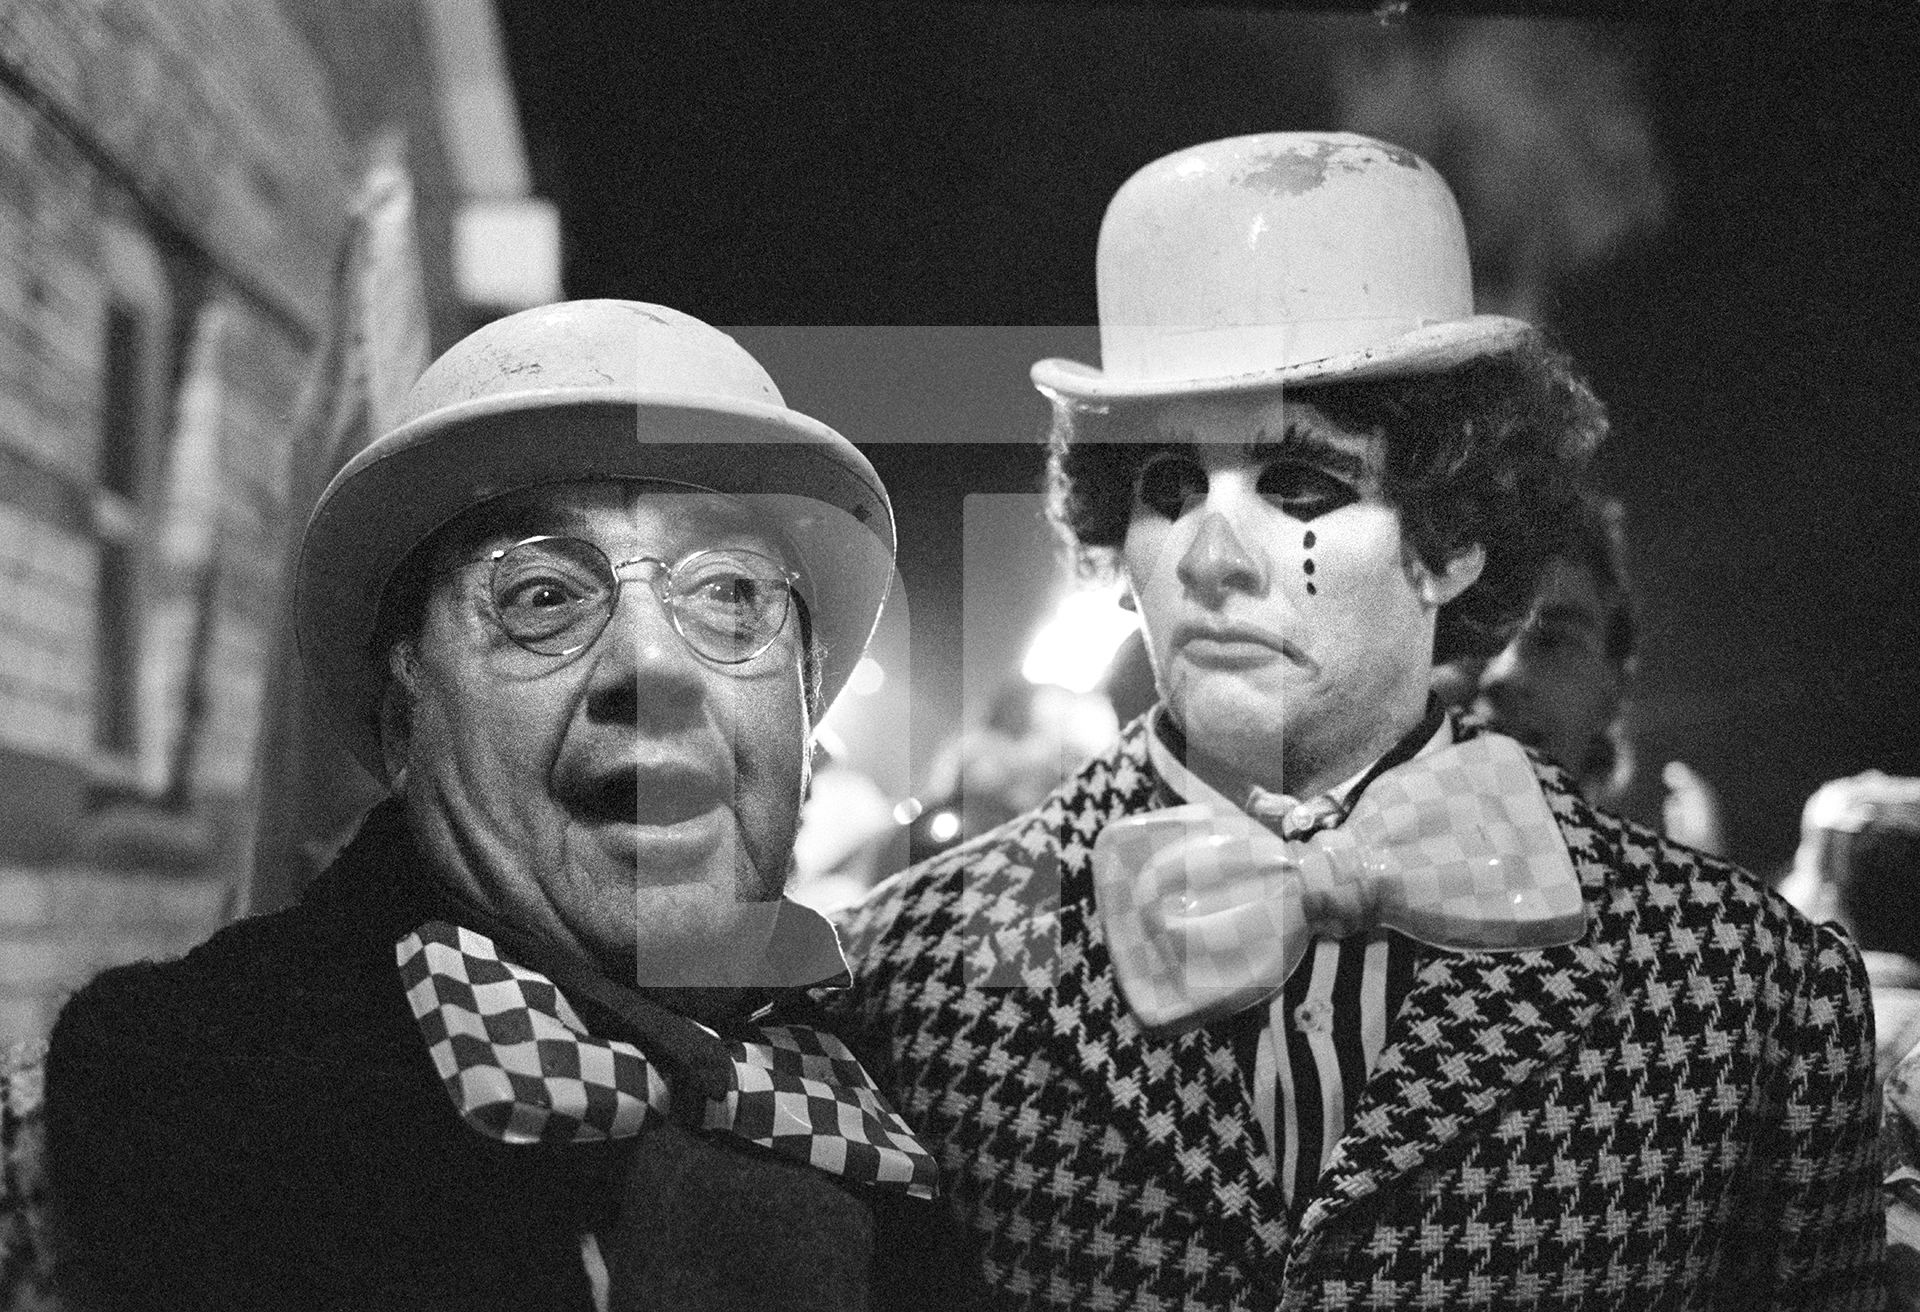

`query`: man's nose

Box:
[1175,508,1267,602]
[582,581,705,724]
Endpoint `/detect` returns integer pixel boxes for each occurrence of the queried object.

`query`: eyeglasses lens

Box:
[490,538,615,655]
[488,539,793,661]
[669,550,793,662]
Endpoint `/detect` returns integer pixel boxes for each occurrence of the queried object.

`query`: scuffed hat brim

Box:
[1032,315,1537,406]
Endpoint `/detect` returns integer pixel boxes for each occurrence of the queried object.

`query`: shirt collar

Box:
[1146,702,1452,839]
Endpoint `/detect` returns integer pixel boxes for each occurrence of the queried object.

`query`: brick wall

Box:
[0,501,89,767]
[0,0,352,326]
[0,0,373,1051]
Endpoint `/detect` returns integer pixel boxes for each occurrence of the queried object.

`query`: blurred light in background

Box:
[1020,583,1138,694]
[847,656,886,697]
[926,810,961,844]
[422,0,563,314]
[811,722,849,758]
[454,198,561,310]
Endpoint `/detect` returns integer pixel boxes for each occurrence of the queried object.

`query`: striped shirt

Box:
[1145,708,1445,1210]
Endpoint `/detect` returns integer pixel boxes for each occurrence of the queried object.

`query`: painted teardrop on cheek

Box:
[1303,530,1317,595]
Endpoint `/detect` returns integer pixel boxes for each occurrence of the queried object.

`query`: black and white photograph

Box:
[1,1,1917,1308]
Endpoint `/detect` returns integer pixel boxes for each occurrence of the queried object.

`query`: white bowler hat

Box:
[1032,131,1537,404]
[297,299,896,781]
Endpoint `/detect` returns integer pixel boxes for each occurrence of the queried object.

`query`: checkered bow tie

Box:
[1093,733,1588,1033]
[396,921,938,1198]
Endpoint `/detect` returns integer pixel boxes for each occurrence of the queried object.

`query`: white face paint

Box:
[1120,396,1483,800]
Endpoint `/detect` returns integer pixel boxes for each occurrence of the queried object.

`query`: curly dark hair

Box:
[1044,341,1606,664]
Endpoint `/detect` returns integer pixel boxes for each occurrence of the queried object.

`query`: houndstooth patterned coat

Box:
[828,717,1886,1310]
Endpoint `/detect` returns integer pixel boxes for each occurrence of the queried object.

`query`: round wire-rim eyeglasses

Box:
[456,534,800,663]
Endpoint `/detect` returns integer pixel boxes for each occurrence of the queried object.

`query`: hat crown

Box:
[1096,132,1474,385]
[401,299,785,428]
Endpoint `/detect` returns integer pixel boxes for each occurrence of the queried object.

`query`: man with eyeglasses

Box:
[34,301,963,1311]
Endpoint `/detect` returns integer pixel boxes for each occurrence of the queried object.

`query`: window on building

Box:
[92,539,136,753]
[91,298,150,758]
[97,301,144,501]
[89,220,174,784]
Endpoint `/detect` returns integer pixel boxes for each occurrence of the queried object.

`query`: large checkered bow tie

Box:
[1093,733,1588,1033]
[396,920,937,1198]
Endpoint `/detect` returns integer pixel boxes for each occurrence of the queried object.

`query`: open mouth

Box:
[572,767,725,827]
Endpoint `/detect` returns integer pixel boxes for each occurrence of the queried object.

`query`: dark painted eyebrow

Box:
[1242,423,1374,483]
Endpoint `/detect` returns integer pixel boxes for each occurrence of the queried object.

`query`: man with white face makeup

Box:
[39,302,960,1312]
[831,134,1885,1309]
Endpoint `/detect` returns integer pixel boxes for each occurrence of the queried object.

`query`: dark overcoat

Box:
[43,800,964,1312]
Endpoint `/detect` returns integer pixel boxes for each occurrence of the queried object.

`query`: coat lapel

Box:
[1043,728,1293,1267]
[1292,756,1621,1243]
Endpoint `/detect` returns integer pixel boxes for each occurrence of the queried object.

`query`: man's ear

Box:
[379,643,421,790]
[1414,541,1486,608]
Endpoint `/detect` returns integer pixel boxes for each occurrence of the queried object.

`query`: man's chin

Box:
[1168,682,1291,770]
[1475,709,1547,757]
[626,888,785,989]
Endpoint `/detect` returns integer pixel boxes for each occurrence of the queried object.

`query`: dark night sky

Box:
[495,1,1920,873]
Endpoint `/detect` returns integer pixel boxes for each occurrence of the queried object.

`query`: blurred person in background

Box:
[904,679,1118,864]
[1818,773,1920,1311]
[1882,1031,1920,1311]
[1778,770,1920,1078]
[826,132,1883,1309]
[10,302,963,1312]
[787,743,901,916]
[1434,490,1728,854]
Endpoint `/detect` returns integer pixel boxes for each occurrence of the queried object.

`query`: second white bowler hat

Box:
[1032,131,1536,405]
